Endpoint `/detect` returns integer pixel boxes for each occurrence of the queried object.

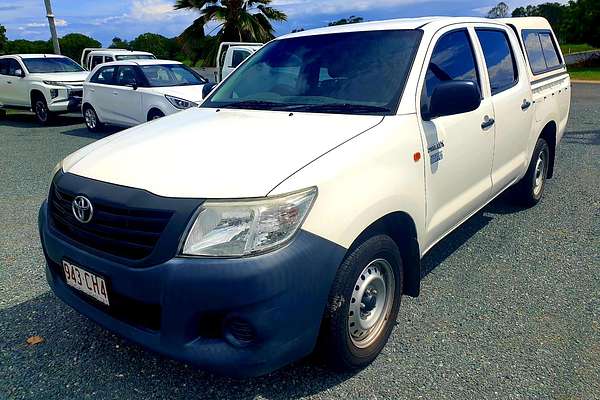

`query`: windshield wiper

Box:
[217,100,289,110]
[282,103,391,115]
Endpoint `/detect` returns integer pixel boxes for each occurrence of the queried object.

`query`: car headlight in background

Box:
[165,95,198,109]
[182,187,317,257]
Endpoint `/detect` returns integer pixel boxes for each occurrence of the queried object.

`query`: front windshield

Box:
[22,57,84,73]
[140,64,207,87]
[116,54,156,61]
[203,30,422,115]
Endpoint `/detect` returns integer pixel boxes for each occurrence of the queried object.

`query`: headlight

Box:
[43,81,66,87]
[182,187,317,257]
[165,95,198,109]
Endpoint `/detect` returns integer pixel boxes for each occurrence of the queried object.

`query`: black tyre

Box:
[318,235,403,371]
[33,96,54,125]
[0,109,6,118]
[83,105,103,132]
[512,138,550,207]
[148,109,165,121]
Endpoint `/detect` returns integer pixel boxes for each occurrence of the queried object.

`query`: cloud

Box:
[271,0,431,17]
[94,0,189,25]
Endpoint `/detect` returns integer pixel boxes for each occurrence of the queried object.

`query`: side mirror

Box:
[426,80,481,120]
[15,68,25,78]
[129,80,138,90]
[202,82,218,99]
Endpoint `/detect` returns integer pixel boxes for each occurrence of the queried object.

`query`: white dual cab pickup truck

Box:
[0,54,88,124]
[39,17,570,377]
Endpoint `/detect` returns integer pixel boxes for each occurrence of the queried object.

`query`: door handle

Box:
[481,116,495,129]
[112,91,118,95]
[6,81,12,84]
[521,99,531,111]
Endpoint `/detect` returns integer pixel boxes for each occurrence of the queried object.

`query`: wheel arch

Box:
[147,107,165,121]
[347,211,421,298]
[539,120,557,179]
[30,89,46,107]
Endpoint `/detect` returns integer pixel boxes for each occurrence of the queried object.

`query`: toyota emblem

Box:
[72,196,93,223]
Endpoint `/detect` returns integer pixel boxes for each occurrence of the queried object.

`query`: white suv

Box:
[82,59,207,131]
[0,54,89,124]
[40,17,570,377]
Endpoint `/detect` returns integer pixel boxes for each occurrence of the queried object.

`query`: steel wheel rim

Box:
[152,114,162,120]
[35,101,47,122]
[348,258,395,348]
[533,151,547,197]
[85,109,96,129]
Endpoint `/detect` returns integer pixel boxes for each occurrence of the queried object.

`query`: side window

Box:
[0,59,10,75]
[231,50,251,68]
[539,33,561,69]
[115,66,138,86]
[476,29,518,95]
[421,29,480,114]
[90,56,104,70]
[90,66,116,84]
[523,31,547,74]
[7,59,24,76]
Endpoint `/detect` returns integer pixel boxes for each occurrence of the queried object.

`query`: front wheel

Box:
[318,235,403,371]
[148,109,165,121]
[512,138,550,207]
[33,97,54,125]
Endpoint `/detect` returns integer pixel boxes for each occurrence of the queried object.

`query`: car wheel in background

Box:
[512,138,550,207]
[148,109,165,121]
[318,235,403,371]
[83,105,104,132]
[33,97,54,125]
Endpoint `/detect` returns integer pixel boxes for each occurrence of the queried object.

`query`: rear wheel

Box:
[318,235,403,370]
[33,96,54,125]
[512,138,550,207]
[83,105,103,132]
[148,109,165,121]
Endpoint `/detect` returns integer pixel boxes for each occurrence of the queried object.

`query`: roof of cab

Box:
[278,16,514,39]
[498,16,552,31]
[8,54,69,59]
[95,59,182,67]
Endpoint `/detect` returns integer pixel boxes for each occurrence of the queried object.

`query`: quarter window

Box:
[231,50,251,68]
[90,66,116,84]
[91,55,104,70]
[539,33,561,69]
[476,29,518,95]
[421,29,480,115]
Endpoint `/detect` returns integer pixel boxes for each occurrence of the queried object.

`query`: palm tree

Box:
[175,0,287,64]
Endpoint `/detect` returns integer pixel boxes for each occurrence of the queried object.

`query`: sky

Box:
[0,0,565,46]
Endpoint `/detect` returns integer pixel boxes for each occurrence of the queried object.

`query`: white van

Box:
[80,48,156,71]
[39,17,570,377]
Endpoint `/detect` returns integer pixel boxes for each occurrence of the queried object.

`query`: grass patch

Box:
[568,66,600,81]
[560,43,599,54]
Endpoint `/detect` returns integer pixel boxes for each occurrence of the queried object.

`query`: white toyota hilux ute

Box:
[0,54,89,124]
[39,17,570,377]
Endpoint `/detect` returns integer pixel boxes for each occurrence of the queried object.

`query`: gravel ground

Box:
[0,84,598,400]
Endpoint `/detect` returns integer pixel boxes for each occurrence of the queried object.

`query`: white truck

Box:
[39,17,570,377]
[80,48,156,71]
[0,54,89,124]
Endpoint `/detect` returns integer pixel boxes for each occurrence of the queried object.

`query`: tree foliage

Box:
[328,16,364,26]
[487,2,510,18]
[174,0,287,65]
[109,37,130,49]
[58,33,101,61]
[0,25,7,55]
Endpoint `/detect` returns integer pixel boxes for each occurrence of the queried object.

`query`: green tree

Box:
[109,37,130,49]
[487,2,510,18]
[174,0,287,65]
[59,33,101,61]
[130,33,172,59]
[328,16,364,26]
[0,25,7,55]
[5,39,52,55]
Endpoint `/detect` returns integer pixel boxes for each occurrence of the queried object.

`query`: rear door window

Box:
[421,29,480,114]
[476,29,518,95]
[90,66,116,84]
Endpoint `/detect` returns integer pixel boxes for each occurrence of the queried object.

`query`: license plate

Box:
[62,260,110,306]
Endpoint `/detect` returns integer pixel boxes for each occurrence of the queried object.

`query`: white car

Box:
[80,48,156,71]
[0,54,88,124]
[40,17,570,377]
[82,59,207,131]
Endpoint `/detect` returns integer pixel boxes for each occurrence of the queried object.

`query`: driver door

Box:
[418,27,495,251]
[1,59,29,107]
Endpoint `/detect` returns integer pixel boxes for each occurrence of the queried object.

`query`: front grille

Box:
[49,184,173,260]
